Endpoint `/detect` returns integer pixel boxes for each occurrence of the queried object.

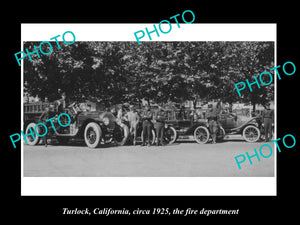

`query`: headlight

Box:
[103,117,109,126]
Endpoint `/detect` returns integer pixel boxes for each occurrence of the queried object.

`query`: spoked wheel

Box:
[216,126,226,142]
[24,123,40,145]
[243,125,261,142]
[84,122,102,148]
[113,123,130,146]
[163,126,178,145]
[194,126,210,144]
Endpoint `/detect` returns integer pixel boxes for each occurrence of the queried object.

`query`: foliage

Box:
[24,41,274,107]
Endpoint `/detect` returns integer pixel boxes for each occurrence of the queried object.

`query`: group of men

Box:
[117,104,167,147]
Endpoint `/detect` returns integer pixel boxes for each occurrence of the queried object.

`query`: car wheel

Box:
[216,126,226,142]
[24,123,40,146]
[194,126,210,144]
[243,125,261,142]
[84,122,102,148]
[114,123,130,146]
[164,126,178,144]
[141,129,156,145]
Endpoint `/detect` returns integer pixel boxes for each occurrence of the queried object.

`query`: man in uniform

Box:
[140,105,153,147]
[153,106,166,146]
[117,103,129,121]
[215,99,222,114]
[39,105,56,147]
[262,102,274,142]
[56,92,67,114]
[124,105,140,146]
[207,107,218,144]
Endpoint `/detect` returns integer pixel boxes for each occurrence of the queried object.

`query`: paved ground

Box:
[23,136,275,177]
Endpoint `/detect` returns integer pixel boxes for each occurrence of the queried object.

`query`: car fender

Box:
[232,117,260,134]
[77,118,102,137]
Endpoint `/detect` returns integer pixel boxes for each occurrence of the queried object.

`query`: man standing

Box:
[215,99,222,114]
[262,102,274,142]
[56,92,67,114]
[117,103,129,121]
[39,105,56,147]
[124,105,140,146]
[207,107,218,144]
[215,99,223,137]
[140,105,153,147]
[154,106,166,146]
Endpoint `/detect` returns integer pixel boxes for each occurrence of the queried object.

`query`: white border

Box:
[21,23,276,42]
[21,23,277,196]
[22,177,276,196]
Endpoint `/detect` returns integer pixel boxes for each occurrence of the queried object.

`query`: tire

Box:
[243,125,261,143]
[24,122,40,146]
[114,123,130,146]
[84,122,102,148]
[216,126,225,142]
[141,129,156,145]
[164,126,178,144]
[194,126,210,144]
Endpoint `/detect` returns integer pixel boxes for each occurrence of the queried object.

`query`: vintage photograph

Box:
[22,40,275,177]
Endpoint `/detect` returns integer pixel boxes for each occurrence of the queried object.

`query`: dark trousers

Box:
[154,122,165,145]
[264,118,273,142]
[142,120,152,144]
[208,119,218,143]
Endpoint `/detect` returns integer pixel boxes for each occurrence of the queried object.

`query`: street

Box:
[23,136,275,177]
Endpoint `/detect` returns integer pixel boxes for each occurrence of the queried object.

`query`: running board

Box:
[54,128,79,137]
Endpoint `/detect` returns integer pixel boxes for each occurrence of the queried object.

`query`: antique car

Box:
[191,113,262,144]
[23,102,129,148]
[163,108,209,144]
[191,112,262,144]
[163,108,262,144]
[216,113,262,143]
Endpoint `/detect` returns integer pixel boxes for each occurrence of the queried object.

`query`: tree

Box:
[24,41,95,101]
[24,41,274,109]
[230,42,274,110]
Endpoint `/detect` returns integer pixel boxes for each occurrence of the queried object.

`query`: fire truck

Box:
[23,101,129,148]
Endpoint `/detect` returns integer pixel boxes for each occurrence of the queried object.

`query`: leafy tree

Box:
[24,41,274,109]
